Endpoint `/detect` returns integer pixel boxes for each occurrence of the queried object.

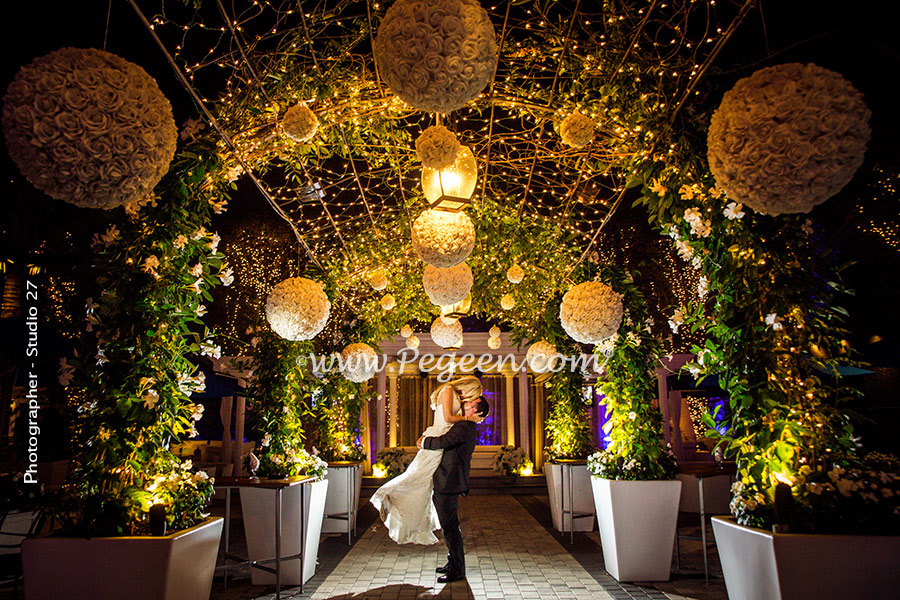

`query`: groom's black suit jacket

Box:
[423,420,477,495]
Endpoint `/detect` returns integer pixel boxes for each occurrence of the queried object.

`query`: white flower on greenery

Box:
[559,111,596,148]
[628,411,637,420]
[173,234,188,250]
[506,263,524,284]
[374,0,497,113]
[679,184,697,201]
[196,304,208,317]
[142,389,159,410]
[143,255,160,275]
[559,281,624,344]
[411,209,476,268]
[188,424,199,438]
[422,262,472,306]
[99,226,120,246]
[1,47,177,209]
[765,313,784,331]
[192,227,208,241]
[188,278,203,294]
[708,63,871,215]
[200,341,222,359]
[265,277,331,341]
[669,308,685,334]
[380,294,396,311]
[724,201,745,220]
[340,343,379,383]
[58,357,75,386]
[224,164,244,182]
[219,267,234,287]
[190,403,205,421]
[687,363,703,378]
[210,198,228,214]
[674,239,694,261]
[801,219,815,236]
[261,433,272,448]
[500,293,515,310]
[691,256,702,270]
[208,233,221,254]
[415,125,461,169]
[190,263,203,277]
[526,341,560,374]
[282,103,319,143]
[698,276,709,299]
[683,207,711,238]
[626,331,641,346]
[649,179,667,196]
[596,333,618,357]
[431,317,463,348]
[180,117,204,141]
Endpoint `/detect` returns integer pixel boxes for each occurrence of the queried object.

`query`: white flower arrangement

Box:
[559,281,624,344]
[400,324,414,338]
[2,47,177,209]
[406,334,421,349]
[487,336,502,350]
[422,262,473,306]
[500,293,515,310]
[281,102,318,143]
[375,447,413,477]
[489,325,501,338]
[707,63,871,215]
[374,0,497,113]
[683,207,712,238]
[265,277,331,341]
[723,201,745,220]
[415,125,461,169]
[431,317,463,348]
[340,343,378,383]
[506,263,524,284]
[380,294,396,311]
[526,340,559,373]
[559,110,596,148]
[367,269,389,291]
[492,446,531,477]
[411,209,476,268]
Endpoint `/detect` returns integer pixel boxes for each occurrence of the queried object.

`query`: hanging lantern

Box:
[440,293,472,320]
[421,146,477,212]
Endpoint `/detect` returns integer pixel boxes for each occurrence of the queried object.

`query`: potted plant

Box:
[492,446,533,481]
[373,447,413,478]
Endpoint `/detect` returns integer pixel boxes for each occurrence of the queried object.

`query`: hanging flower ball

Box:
[489,325,501,338]
[411,209,476,268]
[340,343,378,383]
[400,324,414,338]
[500,293,515,310]
[367,270,389,291]
[374,0,498,114]
[708,63,871,216]
[431,317,463,349]
[265,277,331,341]
[526,341,559,373]
[507,263,524,284]
[406,334,421,349]
[487,336,502,350]
[415,125,461,170]
[2,47,177,209]
[559,111,596,149]
[559,281,623,344]
[281,102,318,143]
[380,294,396,311]
[422,262,473,306]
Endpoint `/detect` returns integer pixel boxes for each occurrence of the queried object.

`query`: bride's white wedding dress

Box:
[369,391,460,545]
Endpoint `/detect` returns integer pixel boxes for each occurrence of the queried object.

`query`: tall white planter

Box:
[241,478,328,586]
[22,517,223,600]
[322,463,363,534]
[713,516,900,600]
[545,462,596,532]
[591,477,682,582]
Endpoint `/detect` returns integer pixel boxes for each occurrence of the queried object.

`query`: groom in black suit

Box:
[417,396,490,583]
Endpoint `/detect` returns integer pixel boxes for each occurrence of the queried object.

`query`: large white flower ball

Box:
[507,263,524,284]
[422,262,473,306]
[489,325,501,338]
[265,277,331,341]
[340,343,378,383]
[560,111,596,148]
[708,63,871,216]
[431,317,463,349]
[526,341,559,373]
[487,336,502,350]
[500,293,515,310]
[400,324,414,338]
[380,294,396,311]
[560,281,623,344]
[367,269,388,291]
[282,103,318,143]
[374,0,497,113]
[406,334,421,349]
[411,209,476,268]
[416,125,461,169]
[2,47,177,209]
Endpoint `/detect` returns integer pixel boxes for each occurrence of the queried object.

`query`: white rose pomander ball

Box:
[507,263,524,284]
[500,293,515,310]
[2,47,177,209]
[489,325,501,338]
[411,209,476,268]
[559,111,596,149]
[416,125,461,169]
[265,277,331,341]
[708,63,871,216]
[560,281,624,344]
[431,317,463,349]
[400,324,414,338]
[422,262,473,306]
[406,334,421,349]
[526,341,559,373]
[487,336,502,350]
[282,103,318,143]
[340,343,378,383]
[374,0,498,113]
[380,294,396,311]
[367,270,388,291]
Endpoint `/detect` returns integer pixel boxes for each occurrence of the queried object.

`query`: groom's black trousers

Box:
[433,492,464,576]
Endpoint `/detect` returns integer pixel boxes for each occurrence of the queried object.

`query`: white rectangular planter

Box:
[22,517,223,600]
[545,463,596,532]
[0,510,36,555]
[591,477,682,582]
[322,464,363,534]
[713,516,900,600]
[241,478,328,586]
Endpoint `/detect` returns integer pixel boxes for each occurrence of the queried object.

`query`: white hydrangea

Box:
[526,341,559,373]
[406,334,421,349]
[489,325,501,338]
[559,111,596,148]
[400,324,414,338]
[367,269,388,291]
[708,63,871,215]
[374,0,497,113]
[559,281,624,344]
[431,317,463,348]
[282,103,318,143]
[422,262,473,306]
[487,336,502,350]
[265,277,331,341]
[2,47,177,209]
[340,343,378,383]
[506,263,524,284]
[500,293,515,310]
[415,125,461,169]
[380,294,396,311]
[411,209,476,268]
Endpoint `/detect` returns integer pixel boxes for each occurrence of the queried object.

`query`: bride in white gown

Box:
[370,375,484,545]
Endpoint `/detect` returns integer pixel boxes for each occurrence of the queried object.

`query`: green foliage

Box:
[314,372,372,463]
[375,447,412,477]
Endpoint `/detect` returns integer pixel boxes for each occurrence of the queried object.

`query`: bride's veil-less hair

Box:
[429,375,483,410]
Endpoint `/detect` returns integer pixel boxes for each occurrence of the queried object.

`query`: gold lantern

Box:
[421,146,477,212]
[440,293,472,320]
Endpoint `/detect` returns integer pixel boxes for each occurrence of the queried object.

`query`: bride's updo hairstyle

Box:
[429,375,483,409]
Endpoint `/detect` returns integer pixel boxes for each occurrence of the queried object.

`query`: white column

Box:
[233,396,245,475]
[360,381,372,475]
[504,372,515,446]
[517,370,530,457]
[656,368,671,445]
[220,395,233,467]
[388,369,399,447]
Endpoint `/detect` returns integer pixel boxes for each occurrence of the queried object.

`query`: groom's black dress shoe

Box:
[437,573,466,583]
[435,564,449,574]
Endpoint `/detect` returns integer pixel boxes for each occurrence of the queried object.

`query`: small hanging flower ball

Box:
[367,269,389,291]
[526,340,559,373]
[380,294,396,311]
[265,277,331,341]
[281,102,319,143]
[340,343,378,383]
[487,336,502,350]
[400,324,414,338]
[500,293,515,310]
[411,209,476,268]
[507,263,525,284]
[422,262,473,306]
[431,317,463,349]
[559,281,623,344]
[406,334,421,349]
[415,125,461,170]
[559,110,596,149]
[489,325,501,338]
